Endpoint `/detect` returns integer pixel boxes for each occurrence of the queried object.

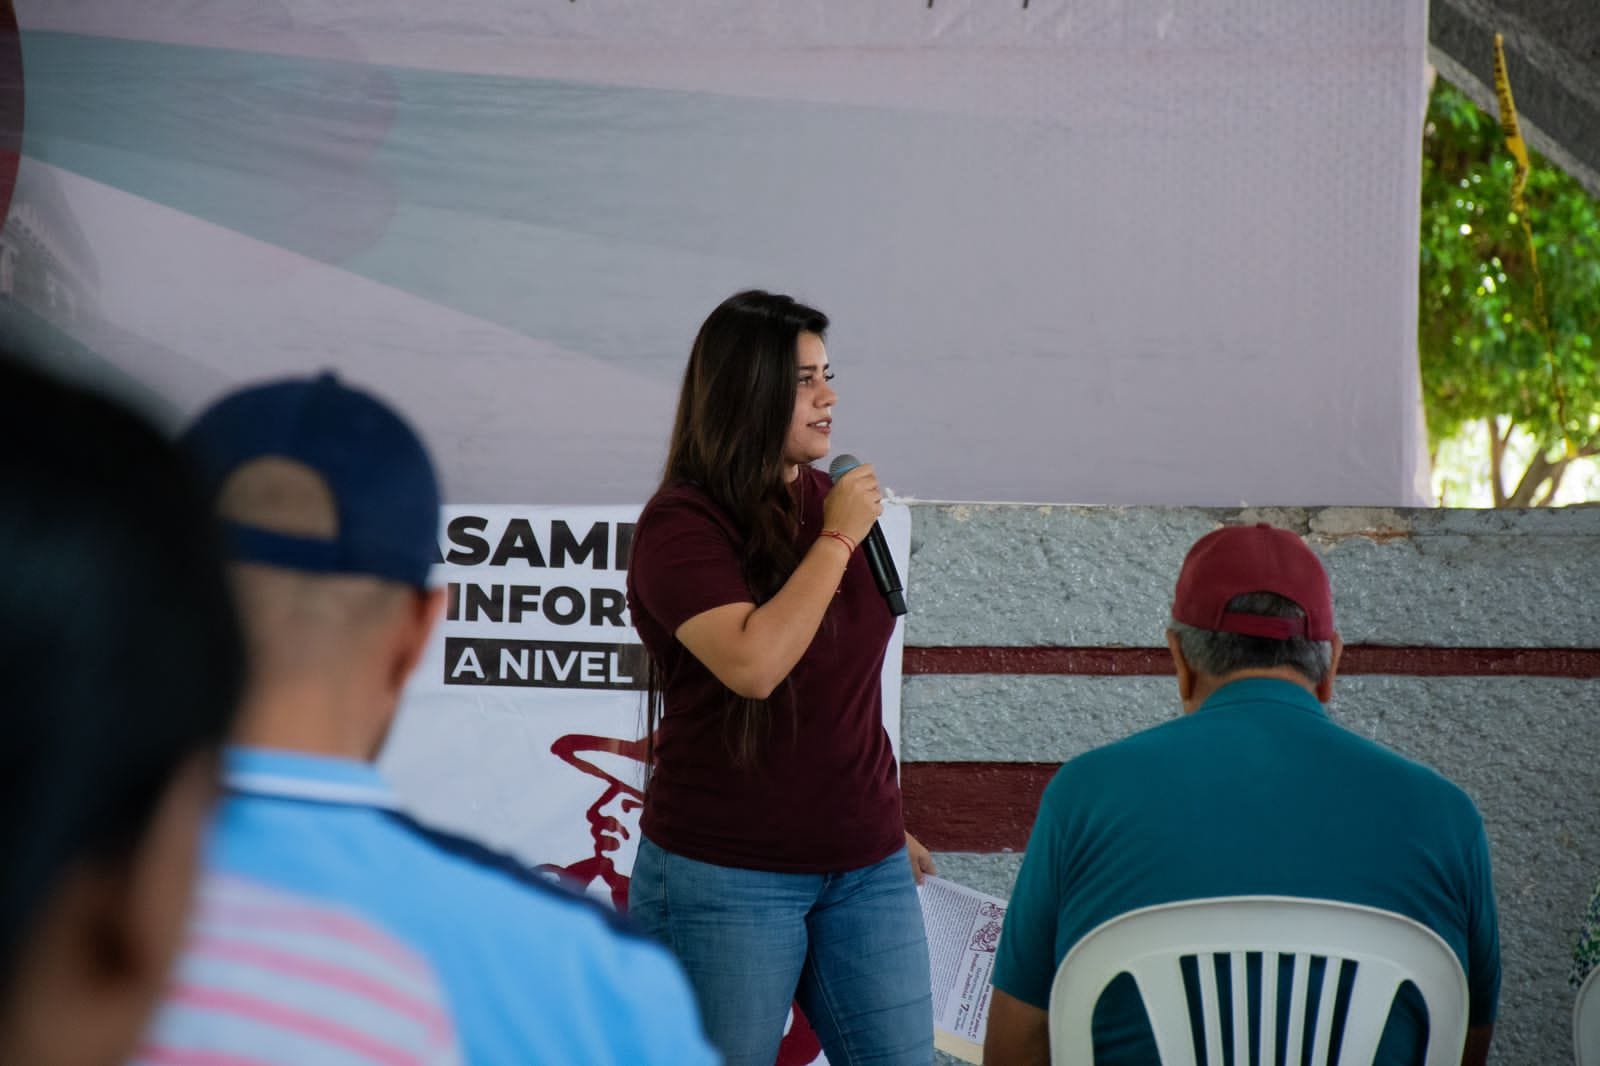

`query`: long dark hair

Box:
[647,289,829,768]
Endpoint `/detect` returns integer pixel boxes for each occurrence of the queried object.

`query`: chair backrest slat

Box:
[1198,953,1225,1066]
[1134,961,1199,1066]
[1260,951,1279,1066]
[1284,951,1311,1065]
[1308,957,1342,1066]
[1230,952,1250,1066]
[1336,968,1407,1065]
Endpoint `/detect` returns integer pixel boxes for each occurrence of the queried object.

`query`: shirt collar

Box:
[223,746,400,810]
[1195,676,1328,719]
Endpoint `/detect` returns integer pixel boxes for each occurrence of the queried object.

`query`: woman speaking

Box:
[626,290,933,1066]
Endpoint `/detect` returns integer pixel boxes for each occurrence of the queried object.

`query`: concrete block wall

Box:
[897,505,1600,1065]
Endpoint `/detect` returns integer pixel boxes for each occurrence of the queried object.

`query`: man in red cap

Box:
[984,523,1500,1066]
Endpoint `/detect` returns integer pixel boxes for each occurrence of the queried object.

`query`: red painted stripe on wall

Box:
[904,645,1600,678]
[901,762,1054,854]
[901,647,1600,851]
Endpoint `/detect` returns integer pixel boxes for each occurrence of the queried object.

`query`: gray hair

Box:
[1168,591,1333,684]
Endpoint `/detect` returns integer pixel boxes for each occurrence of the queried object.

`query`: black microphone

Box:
[828,454,908,617]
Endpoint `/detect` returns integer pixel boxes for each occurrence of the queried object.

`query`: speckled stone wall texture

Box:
[903,505,1599,1065]
[906,505,1600,647]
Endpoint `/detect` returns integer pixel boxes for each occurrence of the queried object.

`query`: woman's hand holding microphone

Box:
[819,464,881,557]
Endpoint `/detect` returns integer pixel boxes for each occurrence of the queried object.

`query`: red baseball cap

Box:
[1171,523,1335,641]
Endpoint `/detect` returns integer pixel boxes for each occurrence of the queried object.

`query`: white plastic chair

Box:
[1575,966,1600,1065]
[1047,896,1469,1066]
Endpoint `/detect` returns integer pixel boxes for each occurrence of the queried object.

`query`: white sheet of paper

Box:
[918,875,1008,1063]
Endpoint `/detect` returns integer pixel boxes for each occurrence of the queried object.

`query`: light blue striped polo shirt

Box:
[137,875,462,1065]
[206,747,719,1066]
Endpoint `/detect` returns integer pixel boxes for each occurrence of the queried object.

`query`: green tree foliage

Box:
[1419,78,1600,505]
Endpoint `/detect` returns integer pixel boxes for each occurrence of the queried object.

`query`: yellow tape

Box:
[1492,34,1530,208]
[1492,33,1574,457]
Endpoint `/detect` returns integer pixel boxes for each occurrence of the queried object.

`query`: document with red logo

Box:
[918,875,1008,1063]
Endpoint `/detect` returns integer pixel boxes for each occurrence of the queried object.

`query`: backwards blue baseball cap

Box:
[181,372,440,588]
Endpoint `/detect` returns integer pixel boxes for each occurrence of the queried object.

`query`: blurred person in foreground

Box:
[0,356,244,1065]
[174,371,717,1064]
[984,523,1500,1066]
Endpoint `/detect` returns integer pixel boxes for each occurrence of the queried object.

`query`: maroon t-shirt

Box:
[626,466,904,872]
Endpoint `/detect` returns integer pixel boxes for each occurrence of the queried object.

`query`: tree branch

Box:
[1487,417,1508,507]
[1532,442,1600,505]
[1534,459,1570,506]
[1508,448,1556,507]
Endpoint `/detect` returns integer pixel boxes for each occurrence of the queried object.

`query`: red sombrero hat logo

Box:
[549,733,648,797]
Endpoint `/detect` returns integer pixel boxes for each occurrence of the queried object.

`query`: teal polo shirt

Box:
[207,748,718,1066]
[993,678,1499,1064]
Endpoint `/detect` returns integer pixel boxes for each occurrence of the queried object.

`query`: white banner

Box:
[14,0,1431,507]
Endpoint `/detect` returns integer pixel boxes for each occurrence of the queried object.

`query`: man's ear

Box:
[1316,632,1343,703]
[1166,629,1198,707]
[0,753,214,1066]
[0,864,145,1066]
[388,587,446,694]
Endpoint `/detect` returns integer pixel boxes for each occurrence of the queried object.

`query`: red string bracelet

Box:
[817,529,857,555]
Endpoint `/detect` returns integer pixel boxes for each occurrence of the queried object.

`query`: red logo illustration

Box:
[542,732,826,1065]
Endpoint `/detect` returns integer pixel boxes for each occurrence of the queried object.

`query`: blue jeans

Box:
[630,838,934,1066]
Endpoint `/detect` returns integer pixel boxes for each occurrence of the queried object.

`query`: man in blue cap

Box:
[172,372,717,1065]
